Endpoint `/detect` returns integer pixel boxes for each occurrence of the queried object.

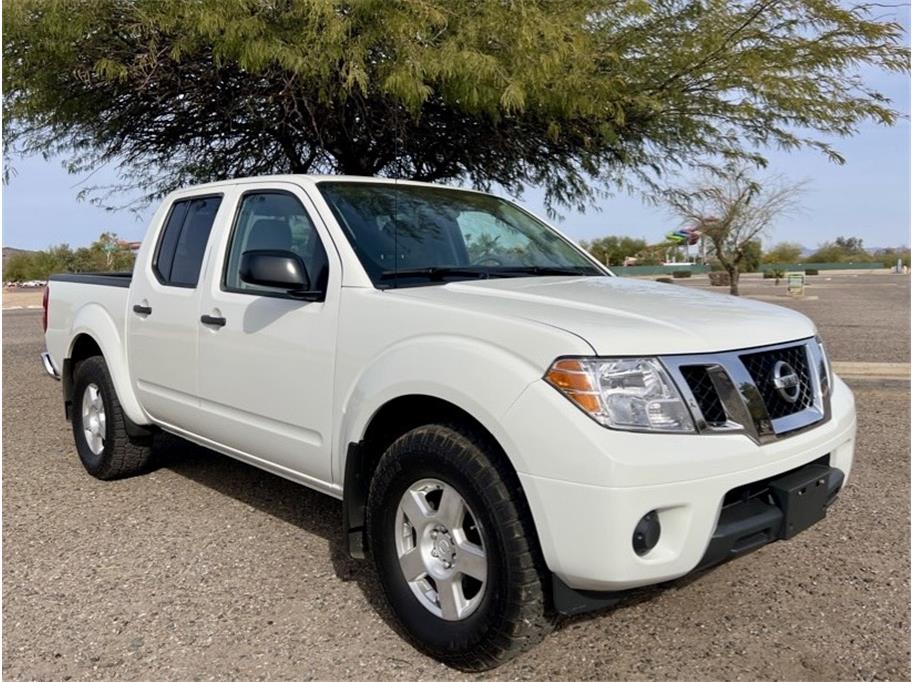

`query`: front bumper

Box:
[551,459,846,615]
[503,375,856,596]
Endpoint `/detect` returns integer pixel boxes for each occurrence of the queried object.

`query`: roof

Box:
[167,174,475,194]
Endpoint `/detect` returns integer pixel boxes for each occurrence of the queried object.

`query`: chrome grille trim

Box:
[661,337,831,445]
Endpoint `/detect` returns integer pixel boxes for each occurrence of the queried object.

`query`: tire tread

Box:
[366,421,553,671]
[72,356,153,480]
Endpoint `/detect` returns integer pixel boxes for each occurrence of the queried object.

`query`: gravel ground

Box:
[676,271,911,363]
[3,273,910,680]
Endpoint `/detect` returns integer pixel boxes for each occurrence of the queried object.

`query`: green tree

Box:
[662,165,804,295]
[30,245,73,279]
[763,241,804,264]
[2,232,136,281]
[79,232,137,271]
[579,236,649,266]
[874,247,910,269]
[3,252,38,281]
[741,240,763,273]
[807,236,873,263]
[3,1,907,212]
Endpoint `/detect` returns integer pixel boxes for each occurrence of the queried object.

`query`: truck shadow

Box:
[150,434,404,633]
[150,433,705,634]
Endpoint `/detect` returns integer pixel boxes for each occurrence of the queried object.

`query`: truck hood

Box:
[392,275,816,355]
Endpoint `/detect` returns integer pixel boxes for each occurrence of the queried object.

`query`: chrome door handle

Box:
[200,314,226,327]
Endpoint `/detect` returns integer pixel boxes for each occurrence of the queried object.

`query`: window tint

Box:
[154,201,189,284]
[224,192,329,294]
[317,182,599,285]
[154,196,221,286]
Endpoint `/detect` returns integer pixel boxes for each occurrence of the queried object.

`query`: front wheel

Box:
[366,423,553,670]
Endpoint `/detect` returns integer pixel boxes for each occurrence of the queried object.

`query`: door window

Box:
[224,192,329,295]
[153,196,222,287]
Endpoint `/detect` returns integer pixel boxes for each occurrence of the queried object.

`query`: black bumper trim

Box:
[553,462,845,616]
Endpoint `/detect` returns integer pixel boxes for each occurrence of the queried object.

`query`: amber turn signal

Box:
[545,360,602,415]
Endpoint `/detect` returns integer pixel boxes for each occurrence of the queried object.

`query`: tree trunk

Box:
[728,267,740,295]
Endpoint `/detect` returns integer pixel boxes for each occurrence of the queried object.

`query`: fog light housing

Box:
[633,511,661,556]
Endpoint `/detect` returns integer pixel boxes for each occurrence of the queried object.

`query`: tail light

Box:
[42,286,49,332]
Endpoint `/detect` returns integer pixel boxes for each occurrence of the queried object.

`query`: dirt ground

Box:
[2,288,44,309]
[2,272,909,680]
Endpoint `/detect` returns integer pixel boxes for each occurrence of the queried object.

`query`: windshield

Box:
[317,181,603,286]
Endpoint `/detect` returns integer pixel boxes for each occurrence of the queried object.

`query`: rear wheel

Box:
[366,423,553,670]
[71,356,153,480]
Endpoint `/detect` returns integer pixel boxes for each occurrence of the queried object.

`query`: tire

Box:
[71,355,154,480]
[366,423,553,670]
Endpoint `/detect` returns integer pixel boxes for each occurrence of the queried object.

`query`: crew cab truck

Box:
[42,176,856,670]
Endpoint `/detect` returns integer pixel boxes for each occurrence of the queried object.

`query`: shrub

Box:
[763,268,785,280]
[655,277,674,284]
[671,270,692,278]
[805,268,819,275]
[708,271,730,287]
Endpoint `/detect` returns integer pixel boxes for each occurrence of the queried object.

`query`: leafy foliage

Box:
[807,235,873,262]
[2,233,135,281]
[763,241,804,264]
[873,246,910,268]
[579,235,650,266]
[3,0,907,213]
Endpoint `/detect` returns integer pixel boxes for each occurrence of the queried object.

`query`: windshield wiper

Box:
[380,266,499,282]
[493,265,599,276]
[379,265,601,284]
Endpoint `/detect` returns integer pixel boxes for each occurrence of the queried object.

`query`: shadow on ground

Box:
[150,434,410,636]
[151,432,724,637]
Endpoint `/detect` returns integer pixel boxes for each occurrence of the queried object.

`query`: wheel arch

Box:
[64,330,152,438]
[342,394,536,564]
[62,333,104,414]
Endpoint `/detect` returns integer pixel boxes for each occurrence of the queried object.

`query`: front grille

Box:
[679,365,727,425]
[740,344,814,419]
[667,339,826,443]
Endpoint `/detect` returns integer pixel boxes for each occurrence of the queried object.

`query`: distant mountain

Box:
[2,247,35,268]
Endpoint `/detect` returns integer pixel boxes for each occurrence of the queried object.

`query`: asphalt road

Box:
[3,275,910,680]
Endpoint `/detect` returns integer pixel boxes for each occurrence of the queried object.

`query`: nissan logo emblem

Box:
[771,360,801,403]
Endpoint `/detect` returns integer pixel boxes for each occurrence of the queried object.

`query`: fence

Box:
[611,262,886,277]
[758,262,885,272]
[611,264,710,277]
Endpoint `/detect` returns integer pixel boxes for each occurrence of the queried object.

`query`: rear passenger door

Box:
[127,193,224,429]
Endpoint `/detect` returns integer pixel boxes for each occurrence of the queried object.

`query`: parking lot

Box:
[3,272,909,680]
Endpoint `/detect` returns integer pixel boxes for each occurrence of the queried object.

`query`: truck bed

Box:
[44,275,132,389]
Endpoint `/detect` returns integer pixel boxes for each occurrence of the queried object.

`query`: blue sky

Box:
[3,31,909,252]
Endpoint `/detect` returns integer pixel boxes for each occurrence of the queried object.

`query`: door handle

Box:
[132,304,152,315]
[200,314,227,328]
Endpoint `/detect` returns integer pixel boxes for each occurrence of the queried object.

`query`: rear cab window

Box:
[153,196,223,287]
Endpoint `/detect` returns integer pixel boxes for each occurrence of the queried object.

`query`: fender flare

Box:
[336,334,543,481]
[68,303,149,426]
[336,334,547,558]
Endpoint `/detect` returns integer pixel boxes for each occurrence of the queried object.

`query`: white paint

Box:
[43,175,857,592]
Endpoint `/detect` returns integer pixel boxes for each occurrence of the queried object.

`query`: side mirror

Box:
[240,249,311,291]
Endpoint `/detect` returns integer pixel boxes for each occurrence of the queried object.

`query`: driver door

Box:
[195,185,340,485]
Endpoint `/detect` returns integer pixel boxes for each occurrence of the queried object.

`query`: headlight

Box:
[545,357,695,432]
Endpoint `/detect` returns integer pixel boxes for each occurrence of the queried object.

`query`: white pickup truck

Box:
[42,176,856,670]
